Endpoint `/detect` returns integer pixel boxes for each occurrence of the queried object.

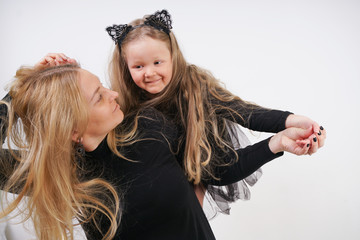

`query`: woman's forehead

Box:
[78,69,101,100]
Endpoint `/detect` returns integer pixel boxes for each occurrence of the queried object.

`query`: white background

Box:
[1,0,359,239]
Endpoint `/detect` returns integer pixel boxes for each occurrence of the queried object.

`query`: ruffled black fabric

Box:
[203,121,263,219]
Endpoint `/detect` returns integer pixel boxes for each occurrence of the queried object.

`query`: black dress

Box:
[171,97,293,218]
[82,107,287,240]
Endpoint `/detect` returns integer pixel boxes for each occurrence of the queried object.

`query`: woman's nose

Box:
[107,89,119,101]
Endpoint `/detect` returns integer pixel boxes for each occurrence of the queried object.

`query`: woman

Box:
[0,63,122,240]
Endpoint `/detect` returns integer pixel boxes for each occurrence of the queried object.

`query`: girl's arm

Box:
[212,96,326,154]
[212,97,292,133]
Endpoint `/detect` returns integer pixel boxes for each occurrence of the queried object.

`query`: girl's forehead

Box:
[124,37,171,59]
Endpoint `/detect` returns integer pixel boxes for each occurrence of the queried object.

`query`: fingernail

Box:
[318,131,321,135]
[307,144,310,147]
[313,137,317,142]
[320,126,324,130]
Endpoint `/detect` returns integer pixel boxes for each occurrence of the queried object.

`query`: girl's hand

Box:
[285,114,326,154]
[35,53,77,68]
[269,127,313,155]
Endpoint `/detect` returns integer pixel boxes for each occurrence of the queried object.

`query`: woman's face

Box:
[78,69,124,143]
[124,36,173,94]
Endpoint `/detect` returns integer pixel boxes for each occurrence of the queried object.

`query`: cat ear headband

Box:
[106,9,172,47]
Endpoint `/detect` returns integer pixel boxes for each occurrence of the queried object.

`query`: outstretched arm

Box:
[212,96,326,154]
[207,127,313,186]
[212,95,292,133]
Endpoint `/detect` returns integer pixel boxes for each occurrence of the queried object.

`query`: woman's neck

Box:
[82,134,107,152]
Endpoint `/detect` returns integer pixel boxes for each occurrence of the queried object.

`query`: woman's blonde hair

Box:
[0,64,120,239]
[109,15,264,185]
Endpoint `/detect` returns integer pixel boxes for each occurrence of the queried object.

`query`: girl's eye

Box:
[154,61,161,65]
[135,65,142,69]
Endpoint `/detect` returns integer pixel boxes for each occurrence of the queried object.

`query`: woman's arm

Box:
[206,127,312,186]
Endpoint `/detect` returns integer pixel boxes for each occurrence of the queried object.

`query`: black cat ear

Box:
[106,24,133,45]
[144,9,172,34]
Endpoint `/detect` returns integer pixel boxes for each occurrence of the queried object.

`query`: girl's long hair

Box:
[0,64,120,240]
[109,17,263,184]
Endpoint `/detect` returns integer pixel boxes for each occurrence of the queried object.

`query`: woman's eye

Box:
[97,94,102,102]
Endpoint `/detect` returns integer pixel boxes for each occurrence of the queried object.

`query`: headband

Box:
[106,9,172,47]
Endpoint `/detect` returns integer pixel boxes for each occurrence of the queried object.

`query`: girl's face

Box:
[78,69,124,143]
[124,36,173,94]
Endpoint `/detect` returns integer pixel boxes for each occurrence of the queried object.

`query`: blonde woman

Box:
[0,63,122,240]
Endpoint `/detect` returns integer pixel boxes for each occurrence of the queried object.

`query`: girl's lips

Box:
[146,78,161,84]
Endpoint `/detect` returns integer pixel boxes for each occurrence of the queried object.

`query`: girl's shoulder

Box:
[137,107,178,148]
[137,107,177,135]
[119,107,178,147]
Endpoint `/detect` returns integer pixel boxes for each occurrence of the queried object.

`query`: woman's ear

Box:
[72,130,79,142]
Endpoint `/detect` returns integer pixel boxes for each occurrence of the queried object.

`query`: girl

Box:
[105,9,326,214]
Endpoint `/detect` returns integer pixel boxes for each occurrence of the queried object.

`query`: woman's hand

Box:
[35,53,77,68]
[285,114,326,154]
[269,127,314,155]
